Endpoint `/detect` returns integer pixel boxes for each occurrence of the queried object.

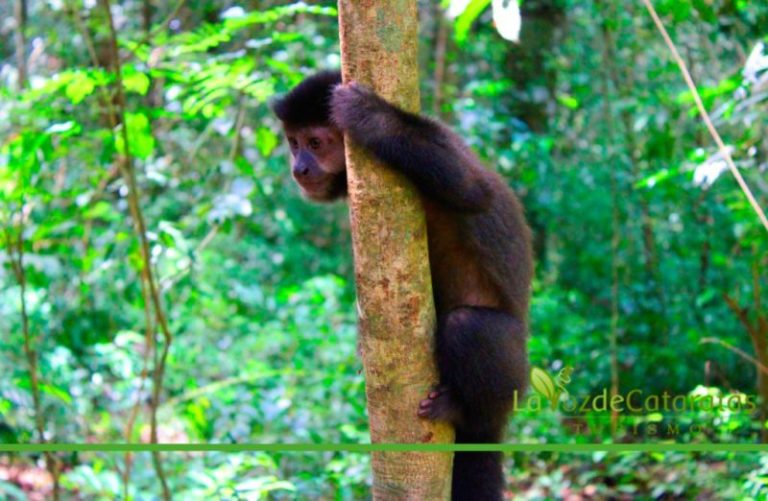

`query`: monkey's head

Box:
[272,71,347,202]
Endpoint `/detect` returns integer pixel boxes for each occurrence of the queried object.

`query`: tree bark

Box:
[14,0,27,90]
[337,2,454,499]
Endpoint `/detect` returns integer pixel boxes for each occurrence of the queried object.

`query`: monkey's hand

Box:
[330,82,390,133]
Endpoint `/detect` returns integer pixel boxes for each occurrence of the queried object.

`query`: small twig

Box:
[230,95,247,161]
[595,0,622,440]
[149,0,187,41]
[66,8,153,495]
[700,337,768,376]
[641,0,768,233]
[101,1,173,498]
[14,0,28,90]
[723,293,759,340]
[4,222,61,500]
[9,0,61,488]
[121,272,155,500]
[432,4,448,118]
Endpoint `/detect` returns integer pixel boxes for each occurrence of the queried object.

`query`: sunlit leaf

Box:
[491,0,521,42]
[46,121,80,135]
[744,41,768,90]
[557,94,579,109]
[83,201,118,221]
[115,112,155,159]
[452,0,492,45]
[39,383,73,404]
[469,79,513,97]
[123,68,151,96]
[235,476,296,495]
[693,147,733,188]
[256,127,278,157]
[635,167,676,189]
[65,72,95,104]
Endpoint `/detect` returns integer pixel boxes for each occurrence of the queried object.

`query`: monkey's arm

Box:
[331,83,493,211]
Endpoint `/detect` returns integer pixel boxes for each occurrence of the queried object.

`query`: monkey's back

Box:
[424,177,533,322]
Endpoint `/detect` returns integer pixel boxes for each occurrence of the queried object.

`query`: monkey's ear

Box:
[272,70,342,127]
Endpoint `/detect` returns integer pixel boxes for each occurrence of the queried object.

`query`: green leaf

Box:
[39,383,73,404]
[634,167,676,189]
[46,121,78,134]
[469,79,512,97]
[557,94,579,110]
[116,112,155,159]
[453,0,492,45]
[256,127,279,157]
[235,476,296,495]
[65,72,96,104]
[123,68,151,96]
[84,201,118,221]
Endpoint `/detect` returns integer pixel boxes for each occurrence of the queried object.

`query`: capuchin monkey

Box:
[273,70,533,501]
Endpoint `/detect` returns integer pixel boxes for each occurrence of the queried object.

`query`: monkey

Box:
[272,70,533,501]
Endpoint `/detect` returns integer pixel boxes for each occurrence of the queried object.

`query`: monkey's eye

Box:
[308,137,322,150]
[288,137,298,149]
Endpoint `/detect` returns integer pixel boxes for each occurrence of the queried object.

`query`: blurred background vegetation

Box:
[1,0,767,499]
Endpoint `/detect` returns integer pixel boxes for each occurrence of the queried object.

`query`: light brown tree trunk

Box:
[337,2,454,499]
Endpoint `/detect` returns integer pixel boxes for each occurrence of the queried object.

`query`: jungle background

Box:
[1,0,768,498]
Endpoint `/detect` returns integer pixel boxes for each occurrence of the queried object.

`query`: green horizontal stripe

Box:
[1,443,765,453]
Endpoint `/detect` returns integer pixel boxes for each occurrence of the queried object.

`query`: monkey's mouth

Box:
[298,181,323,192]
[295,177,328,192]
[297,182,328,198]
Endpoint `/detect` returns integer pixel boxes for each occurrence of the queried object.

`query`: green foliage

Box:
[453,0,493,45]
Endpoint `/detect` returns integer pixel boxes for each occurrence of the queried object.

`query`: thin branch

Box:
[100,1,173,499]
[4,223,61,500]
[595,0,621,439]
[65,11,155,494]
[14,0,27,90]
[752,256,762,317]
[149,0,187,41]
[723,292,758,340]
[9,2,61,490]
[700,337,768,376]
[432,5,448,118]
[641,0,768,233]
[230,95,247,161]
[121,271,156,500]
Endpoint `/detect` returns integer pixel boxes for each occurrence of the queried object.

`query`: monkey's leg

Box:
[423,306,528,501]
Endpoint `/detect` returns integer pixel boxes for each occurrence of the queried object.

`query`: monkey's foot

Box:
[417,386,461,423]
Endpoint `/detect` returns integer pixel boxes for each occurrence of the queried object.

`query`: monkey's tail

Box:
[451,449,505,501]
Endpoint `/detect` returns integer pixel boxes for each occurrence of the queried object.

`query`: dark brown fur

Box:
[273,71,533,501]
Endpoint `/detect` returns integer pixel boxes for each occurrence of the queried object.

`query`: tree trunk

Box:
[337,2,454,499]
[14,0,27,90]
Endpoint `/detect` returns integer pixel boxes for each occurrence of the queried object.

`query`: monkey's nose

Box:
[293,165,310,177]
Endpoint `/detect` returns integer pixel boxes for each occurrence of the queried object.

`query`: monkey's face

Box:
[284,124,347,201]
